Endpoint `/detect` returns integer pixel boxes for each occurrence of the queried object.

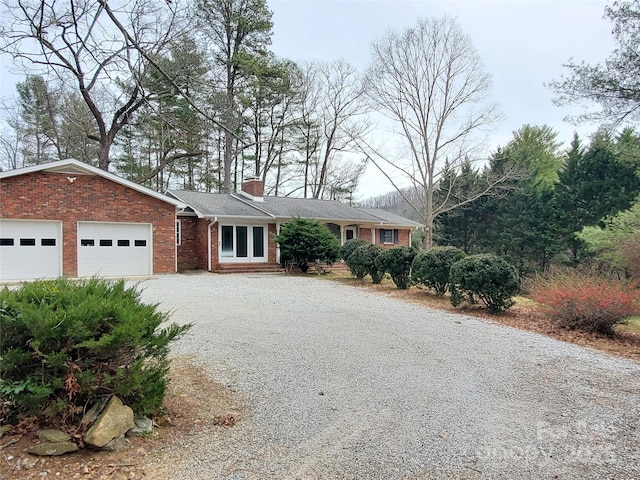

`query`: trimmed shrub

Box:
[275,218,340,272]
[375,246,417,289]
[340,238,369,263]
[411,246,466,296]
[0,278,190,424]
[449,254,520,313]
[531,270,640,335]
[341,238,370,279]
[349,244,385,284]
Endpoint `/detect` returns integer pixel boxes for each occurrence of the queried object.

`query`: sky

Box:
[0,0,617,199]
[268,0,616,199]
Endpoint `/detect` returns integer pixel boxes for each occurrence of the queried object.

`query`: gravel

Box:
[137,272,640,479]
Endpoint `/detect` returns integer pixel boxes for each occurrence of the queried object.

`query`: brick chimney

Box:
[240,177,264,201]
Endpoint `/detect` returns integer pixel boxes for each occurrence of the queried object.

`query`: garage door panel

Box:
[78,222,152,277]
[0,220,62,281]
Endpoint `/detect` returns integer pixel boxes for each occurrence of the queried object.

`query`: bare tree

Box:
[364,17,504,247]
[0,0,184,170]
[296,60,370,199]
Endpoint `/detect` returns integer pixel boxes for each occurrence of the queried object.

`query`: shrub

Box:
[340,238,370,278]
[339,238,369,263]
[0,278,190,425]
[531,270,640,335]
[411,246,466,296]
[449,254,520,313]
[275,218,340,272]
[349,244,385,284]
[375,246,417,289]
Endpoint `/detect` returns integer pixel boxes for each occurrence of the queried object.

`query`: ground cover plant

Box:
[531,269,640,335]
[0,278,190,426]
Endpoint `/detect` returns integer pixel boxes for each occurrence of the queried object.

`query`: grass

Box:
[617,316,640,334]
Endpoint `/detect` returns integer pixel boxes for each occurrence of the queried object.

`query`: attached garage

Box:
[0,219,62,281]
[0,159,184,281]
[77,222,152,277]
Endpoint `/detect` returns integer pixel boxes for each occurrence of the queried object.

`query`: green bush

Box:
[340,238,370,278]
[375,246,417,289]
[339,238,369,262]
[449,254,520,313]
[411,246,466,296]
[0,278,190,424]
[349,244,385,284]
[275,218,340,272]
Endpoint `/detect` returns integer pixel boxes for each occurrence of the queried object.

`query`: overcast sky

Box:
[269,0,616,198]
[0,1,617,199]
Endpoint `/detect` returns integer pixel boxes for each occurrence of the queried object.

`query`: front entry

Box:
[219,225,266,262]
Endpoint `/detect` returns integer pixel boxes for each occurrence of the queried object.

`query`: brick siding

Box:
[0,171,177,275]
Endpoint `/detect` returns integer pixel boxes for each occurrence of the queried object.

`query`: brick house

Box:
[0,159,184,281]
[168,178,422,273]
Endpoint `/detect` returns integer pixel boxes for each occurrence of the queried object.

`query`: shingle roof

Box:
[168,190,273,218]
[357,208,423,228]
[168,190,421,228]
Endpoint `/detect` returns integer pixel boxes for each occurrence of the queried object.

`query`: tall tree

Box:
[550,0,640,126]
[0,0,183,170]
[364,17,503,247]
[194,0,273,193]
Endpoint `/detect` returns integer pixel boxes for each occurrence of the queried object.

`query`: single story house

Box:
[168,178,422,272]
[0,160,421,281]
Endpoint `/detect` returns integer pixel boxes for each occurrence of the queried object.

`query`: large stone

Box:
[27,442,78,456]
[100,435,128,451]
[80,396,110,427]
[37,429,70,443]
[83,396,135,448]
[126,416,154,437]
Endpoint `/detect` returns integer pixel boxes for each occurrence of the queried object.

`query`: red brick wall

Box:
[268,223,277,263]
[373,228,412,248]
[359,227,373,243]
[0,171,177,275]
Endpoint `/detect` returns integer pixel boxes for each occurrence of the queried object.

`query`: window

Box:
[99,239,113,247]
[380,229,398,245]
[253,226,264,258]
[81,239,95,246]
[134,240,147,247]
[117,240,130,247]
[221,226,234,258]
[176,220,182,246]
[0,238,14,246]
[20,238,36,246]
[41,239,56,246]
[236,226,248,258]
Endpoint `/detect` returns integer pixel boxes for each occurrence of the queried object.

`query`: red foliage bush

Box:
[531,270,640,335]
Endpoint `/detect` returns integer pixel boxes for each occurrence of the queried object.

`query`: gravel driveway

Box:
[137,272,640,479]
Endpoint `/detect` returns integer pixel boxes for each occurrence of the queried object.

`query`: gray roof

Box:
[168,190,421,228]
[357,208,423,228]
[169,190,272,219]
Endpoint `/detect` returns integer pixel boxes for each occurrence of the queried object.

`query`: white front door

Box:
[0,219,62,281]
[77,222,152,277]
[345,226,357,243]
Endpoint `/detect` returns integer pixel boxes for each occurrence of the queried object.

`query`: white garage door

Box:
[0,219,62,281]
[77,222,152,277]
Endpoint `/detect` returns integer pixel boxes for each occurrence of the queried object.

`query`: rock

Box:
[83,396,134,448]
[27,442,78,456]
[100,435,128,451]
[0,425,11,438]
[80,396,110,427]
[126,416,154,437]
[37,429,70,443]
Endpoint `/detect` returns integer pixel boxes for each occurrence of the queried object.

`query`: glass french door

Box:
[220,225,266,261]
